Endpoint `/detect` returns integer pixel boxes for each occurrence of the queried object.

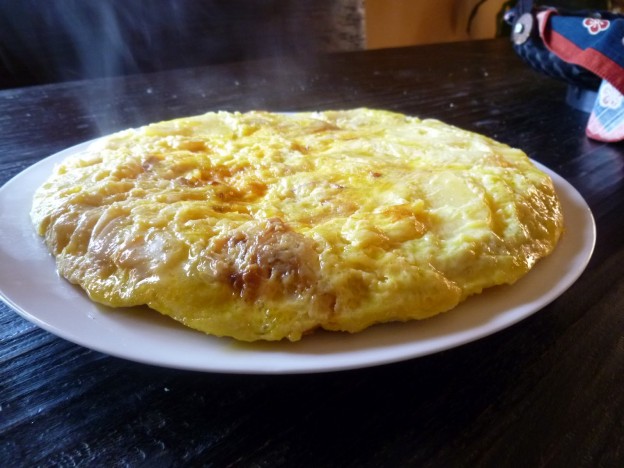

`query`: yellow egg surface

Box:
[31,109,564,341]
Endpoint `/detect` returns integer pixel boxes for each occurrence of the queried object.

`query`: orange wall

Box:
[366,0,507,48]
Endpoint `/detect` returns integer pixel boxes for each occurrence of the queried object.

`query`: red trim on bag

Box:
[586,113,624,142]
[538,10,624,93]
[548,30,624,93]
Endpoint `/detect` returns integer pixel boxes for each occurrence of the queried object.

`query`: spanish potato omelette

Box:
[31,109,564,342]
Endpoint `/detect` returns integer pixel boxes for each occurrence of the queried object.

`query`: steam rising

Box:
[0,1,365,132]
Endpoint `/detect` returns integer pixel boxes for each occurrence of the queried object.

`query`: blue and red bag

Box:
[508,1,624,142]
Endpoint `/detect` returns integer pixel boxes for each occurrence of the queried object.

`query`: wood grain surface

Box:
[1,39,623,467]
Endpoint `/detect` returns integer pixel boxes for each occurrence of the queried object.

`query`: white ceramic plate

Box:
[0,140,596,374]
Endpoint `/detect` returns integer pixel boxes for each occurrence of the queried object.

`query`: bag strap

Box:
[516,0,534,16]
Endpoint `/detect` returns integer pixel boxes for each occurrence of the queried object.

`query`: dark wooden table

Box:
[1,38,623,467]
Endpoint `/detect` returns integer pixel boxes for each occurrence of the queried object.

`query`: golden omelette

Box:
[31,109,564,341]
